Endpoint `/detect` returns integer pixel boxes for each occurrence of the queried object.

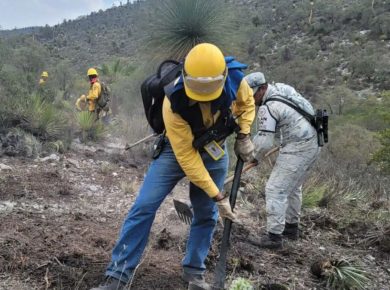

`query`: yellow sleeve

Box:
[163,97,220,198]
[87,82,101,100]
[232,79,255,134]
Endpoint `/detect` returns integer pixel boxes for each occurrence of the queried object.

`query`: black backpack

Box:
[141,60,182,134]
[97,81,111,109]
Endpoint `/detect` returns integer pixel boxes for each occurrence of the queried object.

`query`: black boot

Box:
[282,222,299,240]
[255,232,283,249]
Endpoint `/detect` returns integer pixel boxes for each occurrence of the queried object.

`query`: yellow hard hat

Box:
[183,43,227,102]
[87,68,98,76]
[41,71,49,78]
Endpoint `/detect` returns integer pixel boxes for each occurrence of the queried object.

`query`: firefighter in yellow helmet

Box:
[90,43,255,290]
[39,71,49,86]
[86,68,101,112]
[75,68,102,114]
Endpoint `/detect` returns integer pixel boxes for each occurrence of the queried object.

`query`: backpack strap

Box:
[166,88,206,139]
[264,97,316,128]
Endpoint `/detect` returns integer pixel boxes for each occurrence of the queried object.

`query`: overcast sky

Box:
[0,0,127,30]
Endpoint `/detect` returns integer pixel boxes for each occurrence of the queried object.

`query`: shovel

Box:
[173,146,279,225]
[212,157,244,290]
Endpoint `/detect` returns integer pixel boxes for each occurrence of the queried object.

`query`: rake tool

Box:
[173,161,257,225]
[173,146,279,225]
[124,133,156,150]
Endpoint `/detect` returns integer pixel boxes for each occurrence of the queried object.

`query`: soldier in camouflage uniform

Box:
[245,72,320,249]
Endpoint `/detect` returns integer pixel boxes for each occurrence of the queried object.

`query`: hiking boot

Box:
[254,232,283,249]
[282,222,299,240]
[182,272,211,290]
[90,277,128,290]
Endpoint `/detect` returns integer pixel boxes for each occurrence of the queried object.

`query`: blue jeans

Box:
[105,141,228,283]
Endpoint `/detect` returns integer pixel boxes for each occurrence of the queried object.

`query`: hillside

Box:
[0,0,389,289]
[1,0,389,115]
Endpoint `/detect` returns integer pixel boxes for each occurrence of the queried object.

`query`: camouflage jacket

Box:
[253,83,317,160]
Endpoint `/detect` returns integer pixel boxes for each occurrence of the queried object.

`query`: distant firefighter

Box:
[39,71,49,86]
[75,68,111,120]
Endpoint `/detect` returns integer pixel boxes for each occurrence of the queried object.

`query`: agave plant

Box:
[151,0,232,59]
[311,258,371,290]
[360,225,390,253]
[20,94,65,141]
[75,111,106,143]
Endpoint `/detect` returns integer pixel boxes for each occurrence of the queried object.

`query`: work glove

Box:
[234,133,254,162]
[214,193,237,223]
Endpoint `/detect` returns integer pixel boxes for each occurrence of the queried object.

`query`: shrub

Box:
[150,0,231,59]
[371,128,390,174]
[229,278,254,290]
[311,258,370,290]
[19,94,66,141]
[75,111,106,143]
[303,185,327,208]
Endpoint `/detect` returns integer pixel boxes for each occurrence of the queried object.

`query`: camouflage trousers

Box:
[265,138,320,234]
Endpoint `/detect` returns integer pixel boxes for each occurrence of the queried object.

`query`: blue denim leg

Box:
[105,143,185,283]
[182,151,229,275]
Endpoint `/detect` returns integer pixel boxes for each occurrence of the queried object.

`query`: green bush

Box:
[19,94,66,141]
[372,128,390,174]
[229,278,254,290]
[150,0,232,59]
[303,185,327,208]
[76,111,106,142]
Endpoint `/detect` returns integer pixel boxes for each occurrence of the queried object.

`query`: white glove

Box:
[216,196,237,223]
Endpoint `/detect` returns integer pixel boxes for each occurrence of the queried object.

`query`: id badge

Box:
[204,140,225,160]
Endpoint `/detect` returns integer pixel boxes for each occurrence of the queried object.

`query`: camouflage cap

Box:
[245,72,266,92]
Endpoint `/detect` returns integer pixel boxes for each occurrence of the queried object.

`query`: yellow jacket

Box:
[87,81,101,112]
[163,79,255,198]
[39,78,46,85]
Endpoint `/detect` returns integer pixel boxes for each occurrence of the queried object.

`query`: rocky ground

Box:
[0,141,389,290]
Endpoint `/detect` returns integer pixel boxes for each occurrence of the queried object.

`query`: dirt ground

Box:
[0,143,389,290]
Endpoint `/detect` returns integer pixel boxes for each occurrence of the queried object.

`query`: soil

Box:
[0,143,389,290]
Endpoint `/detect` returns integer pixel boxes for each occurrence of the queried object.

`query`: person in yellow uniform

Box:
[91,43,255,290]
[75,68,102,117]
[37,71,56,102]
[39,71,49,86]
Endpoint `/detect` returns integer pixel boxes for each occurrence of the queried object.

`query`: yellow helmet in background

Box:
[87,68,98,76]
[41,71,49,78]
[183,43,227,102]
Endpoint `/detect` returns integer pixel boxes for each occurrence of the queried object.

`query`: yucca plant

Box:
[311,258,371,290]
[360,225,390,253]
[75,111,106,143]
[20,94,65,141]
[98,59,135,83]
[151,0,232,59]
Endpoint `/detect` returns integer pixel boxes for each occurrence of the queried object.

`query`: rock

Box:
[89,185,98,192]
[112,172,118,177]
[40,154,60,162]
[0,163,13,171]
